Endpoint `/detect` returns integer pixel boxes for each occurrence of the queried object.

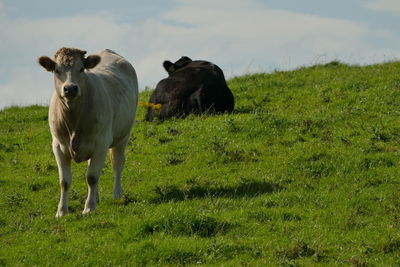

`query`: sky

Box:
[0,0,399,109]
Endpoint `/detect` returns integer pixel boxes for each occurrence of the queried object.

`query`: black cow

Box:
[145,56,234,121]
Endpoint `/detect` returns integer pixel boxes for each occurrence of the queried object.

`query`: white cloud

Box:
[0,12,130,57]
[151,0,399,69]
[0,0,399,110]
[0,66,52,108]
[364,0,400,15]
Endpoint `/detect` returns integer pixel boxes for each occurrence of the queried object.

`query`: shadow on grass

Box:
[151,181,283,204]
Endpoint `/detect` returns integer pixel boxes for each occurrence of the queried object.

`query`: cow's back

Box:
[85,50,138,147]
[180,62,234,113]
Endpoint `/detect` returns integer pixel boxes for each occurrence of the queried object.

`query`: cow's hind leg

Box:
[110,136,129,199]
[53,143,72,217]
[83,148,107,215]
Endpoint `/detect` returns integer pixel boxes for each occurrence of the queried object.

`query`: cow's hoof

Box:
[82,206,96,215]
[113,188,123,199]
[55,208,68,218]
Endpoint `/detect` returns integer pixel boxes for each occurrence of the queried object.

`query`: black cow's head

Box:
[163,56,192,75]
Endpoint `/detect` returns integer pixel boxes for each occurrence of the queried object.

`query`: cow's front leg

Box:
[53,143,72,217]
[83,148,107,214]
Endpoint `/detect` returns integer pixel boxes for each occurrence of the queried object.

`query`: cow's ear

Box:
[163,60,175,74]
[180,56,192,61]
[84,55,101,69]
[38,56,56,72]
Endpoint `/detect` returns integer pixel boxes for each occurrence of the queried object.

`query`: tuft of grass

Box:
[137,209,230,238]
[276,240,316,260]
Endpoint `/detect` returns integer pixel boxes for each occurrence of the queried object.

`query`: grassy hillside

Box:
[1,61,400,265]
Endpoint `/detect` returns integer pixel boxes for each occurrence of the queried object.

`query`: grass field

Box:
[1,61,400,265]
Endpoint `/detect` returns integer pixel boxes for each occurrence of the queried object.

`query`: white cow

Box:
[38,47,138,217]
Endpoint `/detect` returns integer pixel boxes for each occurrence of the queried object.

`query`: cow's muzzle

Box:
[63,85,79,99]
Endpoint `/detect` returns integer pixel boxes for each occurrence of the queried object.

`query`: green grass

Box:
[2,61,400,265]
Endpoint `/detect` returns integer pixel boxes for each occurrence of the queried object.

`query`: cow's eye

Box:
[55,69,60,75]
[80,67,84,73]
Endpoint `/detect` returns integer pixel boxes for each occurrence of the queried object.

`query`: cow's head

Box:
[163,56,192,75]
[38,47,101,101]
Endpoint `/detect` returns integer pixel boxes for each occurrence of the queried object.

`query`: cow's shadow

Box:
[151,180,283,204]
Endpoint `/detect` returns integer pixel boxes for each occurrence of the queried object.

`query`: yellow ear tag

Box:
[168,65,175,73]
